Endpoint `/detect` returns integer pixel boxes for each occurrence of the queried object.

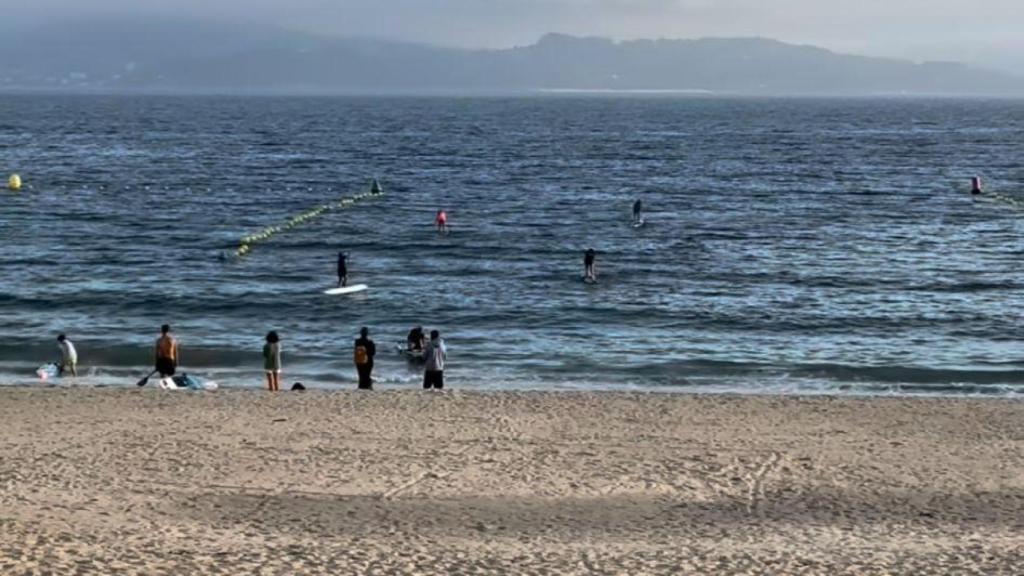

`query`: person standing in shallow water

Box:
[583,249,597,282]
[435,209,449,234]
[154,324,179,379]
[56,333,78,377]
[406,325,426,352]
[353,327,376,390]
[423,330,447,390]
[263,331,282,392]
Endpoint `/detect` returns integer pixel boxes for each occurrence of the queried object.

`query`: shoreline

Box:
[3,382,1021,401]
[1,374,1022,399]
[3,384,1023,404]
[1,388,1021,574]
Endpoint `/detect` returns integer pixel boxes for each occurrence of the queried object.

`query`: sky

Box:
[5,0,1023,73]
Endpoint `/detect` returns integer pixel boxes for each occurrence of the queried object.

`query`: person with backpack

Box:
[423,330,447,390]
[353,326,376,390]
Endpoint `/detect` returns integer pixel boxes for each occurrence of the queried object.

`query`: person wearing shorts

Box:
[154,324,179,378]
[435,210,448,234]
[423,330,446,390]
[263,331,282,392]
[56,333,78,377]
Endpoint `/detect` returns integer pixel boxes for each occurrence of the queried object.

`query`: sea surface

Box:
[1,94,1023,396]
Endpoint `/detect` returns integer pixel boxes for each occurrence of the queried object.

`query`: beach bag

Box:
[354,345,369,366]
[36,363,59,381]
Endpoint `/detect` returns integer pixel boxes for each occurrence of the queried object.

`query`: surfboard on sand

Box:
[159,374,218,391]
[324,284,369,296]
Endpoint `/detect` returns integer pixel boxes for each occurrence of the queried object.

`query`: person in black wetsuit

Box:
[584,248,597,281]
[337,252,348,287]
[632,199,643,224]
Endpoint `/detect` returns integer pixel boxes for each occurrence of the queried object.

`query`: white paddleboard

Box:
[159,375,218,391]
[396,343,427,362]
[632,218,645,228]
[324,283,369,296]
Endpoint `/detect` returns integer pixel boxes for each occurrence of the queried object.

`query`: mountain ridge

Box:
[1,19,1021,95]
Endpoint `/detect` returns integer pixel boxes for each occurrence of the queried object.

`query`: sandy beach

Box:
[0,388,1020,575]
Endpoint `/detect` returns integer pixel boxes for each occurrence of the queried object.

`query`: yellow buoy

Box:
[8,174,22,191]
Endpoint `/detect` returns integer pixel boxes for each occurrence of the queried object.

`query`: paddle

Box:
[136,369,158,387]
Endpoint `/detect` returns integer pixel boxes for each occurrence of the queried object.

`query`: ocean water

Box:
[1,94,1023,396]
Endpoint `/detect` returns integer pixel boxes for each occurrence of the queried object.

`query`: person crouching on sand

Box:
[423,330,446,390]
[354,327,376,390]
[263,331,282,392]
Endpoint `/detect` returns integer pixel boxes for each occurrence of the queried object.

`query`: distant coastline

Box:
[2,88,1023,99]
[537,88,715,95]
[1,23,1022,95]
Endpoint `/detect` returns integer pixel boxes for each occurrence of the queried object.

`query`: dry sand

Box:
[0,388,1021,575]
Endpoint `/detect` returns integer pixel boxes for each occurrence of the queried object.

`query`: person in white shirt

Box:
[423,330,447,390]
[57,333,78,377]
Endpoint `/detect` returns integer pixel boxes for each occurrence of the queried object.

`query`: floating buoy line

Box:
[234,179,384,258]
[981,191,1024,209]
[968,176,1024,209]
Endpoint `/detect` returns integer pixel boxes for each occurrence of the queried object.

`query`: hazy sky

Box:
[6,0,1024,72]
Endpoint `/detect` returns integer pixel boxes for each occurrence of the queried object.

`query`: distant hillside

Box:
[1,19,1021,95]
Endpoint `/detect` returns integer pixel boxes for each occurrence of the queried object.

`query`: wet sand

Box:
[0,388,1021,575]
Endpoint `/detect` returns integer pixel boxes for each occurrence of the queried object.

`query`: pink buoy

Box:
[971,176,983,195]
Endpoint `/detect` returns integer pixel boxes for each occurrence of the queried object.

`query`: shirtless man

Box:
[435,209,449,234]
[154,324,179,379]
